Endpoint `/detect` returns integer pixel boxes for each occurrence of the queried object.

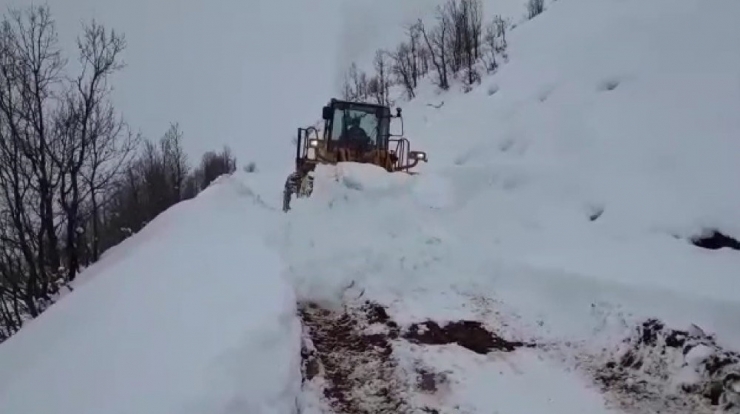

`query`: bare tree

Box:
[341,75,354,101]
[483,15,509,74]
[337,0,518,101]
[98,128,188,243]
[159,123,189,205]
[96,160,146,253]
[243,161,257,173]
[460,0,483,89]
[527,0,545,19]
[438,0,483,89]
[495,15,509,56]
[406,23,419,86]
[418,43,431,77]
[442,0,463,75]
[0,5,247,342]
[346,62,371,102]
[75,25,138,263]
[389,42,416,100]
[418,15,450,90]
[80,122,138,263]
[53,20,131,279]
[0,5,67,321]
[467,0,483,61]
[388,20,432,100]
[196,146,236,189]
[369,49,391,106]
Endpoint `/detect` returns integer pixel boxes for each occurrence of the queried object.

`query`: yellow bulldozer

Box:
[283,98,428,212]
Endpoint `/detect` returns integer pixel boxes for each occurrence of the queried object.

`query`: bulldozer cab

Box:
[295,98,427,173]
[323,101,389,151]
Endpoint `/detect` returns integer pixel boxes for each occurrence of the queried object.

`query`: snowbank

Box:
[0,175,301,414]
[399,0,740,303]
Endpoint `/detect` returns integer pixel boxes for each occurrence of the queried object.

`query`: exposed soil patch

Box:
[403,320,530,354]
[691,229,740,251]
[591,318,740,413]
[298,300,408,414]
[361,301,400,339]
[298,299,532,413]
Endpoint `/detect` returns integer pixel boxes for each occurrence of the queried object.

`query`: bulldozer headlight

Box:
[308,138,319,148]
[410,151,427,162]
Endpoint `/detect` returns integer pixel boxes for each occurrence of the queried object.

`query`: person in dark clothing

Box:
[341,117,371,144]
[344,124,369,142]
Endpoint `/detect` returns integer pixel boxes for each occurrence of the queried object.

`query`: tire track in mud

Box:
[298,301,407,413]
[297,300,529,414]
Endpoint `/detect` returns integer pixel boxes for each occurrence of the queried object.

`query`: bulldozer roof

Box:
[328,98,390,110]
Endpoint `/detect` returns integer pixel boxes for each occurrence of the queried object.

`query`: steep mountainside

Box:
[1,0,739,413]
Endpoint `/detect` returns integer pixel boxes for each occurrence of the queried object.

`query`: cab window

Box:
[331,107,379,144]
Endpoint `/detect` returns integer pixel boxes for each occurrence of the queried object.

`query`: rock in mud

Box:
[593,318,740,413]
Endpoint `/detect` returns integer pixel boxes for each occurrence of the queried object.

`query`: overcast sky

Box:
[1,0,451,172]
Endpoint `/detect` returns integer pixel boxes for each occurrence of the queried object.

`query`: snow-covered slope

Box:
[2,0,740,413]
[402,0,740,307]
[0,177,301,413]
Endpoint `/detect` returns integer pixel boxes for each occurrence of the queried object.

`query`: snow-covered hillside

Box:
[2,0,740,413]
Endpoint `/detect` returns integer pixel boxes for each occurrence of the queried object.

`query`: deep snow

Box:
[0,178,301,414]
[2,0,740,412]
